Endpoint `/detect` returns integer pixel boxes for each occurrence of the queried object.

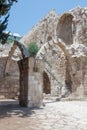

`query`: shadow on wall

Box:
[47,36,52,42]
[57,13,73,45]
[43,71,51,94]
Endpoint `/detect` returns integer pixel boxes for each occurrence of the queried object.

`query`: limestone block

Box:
[28,78,43,108]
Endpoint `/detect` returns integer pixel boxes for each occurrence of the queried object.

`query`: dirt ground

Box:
[0,100,87,130]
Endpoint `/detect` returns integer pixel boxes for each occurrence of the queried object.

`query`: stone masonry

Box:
[20,6,87,99]
[0,6,87,100]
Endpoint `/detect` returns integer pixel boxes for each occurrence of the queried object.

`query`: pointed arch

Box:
[36,39,73,95]
[5,40,29,74]
[56,13,73,45]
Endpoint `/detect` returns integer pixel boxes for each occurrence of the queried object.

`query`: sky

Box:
[6,0,87,36]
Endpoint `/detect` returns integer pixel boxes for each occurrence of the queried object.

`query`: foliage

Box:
[27,42,39,57]
[0,0,17,44]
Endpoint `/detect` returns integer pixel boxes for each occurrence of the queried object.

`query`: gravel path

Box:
[0,100,87,130]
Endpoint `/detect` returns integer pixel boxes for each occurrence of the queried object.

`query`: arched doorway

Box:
[43,71,51,94]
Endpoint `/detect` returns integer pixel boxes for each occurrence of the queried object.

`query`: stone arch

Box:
[4,40,30,106]
[43,71,51,94]
[36,39,73,96]
[56,13,73,45]
[5,40,29,74]
[0,41,28,100]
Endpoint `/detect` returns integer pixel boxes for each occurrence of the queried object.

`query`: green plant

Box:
[27,42,39,57]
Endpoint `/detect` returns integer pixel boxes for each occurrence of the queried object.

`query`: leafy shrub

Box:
[27,42,39,57]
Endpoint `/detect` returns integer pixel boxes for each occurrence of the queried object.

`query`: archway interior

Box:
[65,59,72,94]
[47,36,52,42]
[0,41,29,106]
[43,71,51,94]
[57,14,73,45]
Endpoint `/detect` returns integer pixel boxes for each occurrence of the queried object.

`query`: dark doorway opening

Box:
[47,36,52,41]
[43,71,51,94]
[65,60,72,94]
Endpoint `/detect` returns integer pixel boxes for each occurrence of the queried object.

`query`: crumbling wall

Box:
[71,7,87,46]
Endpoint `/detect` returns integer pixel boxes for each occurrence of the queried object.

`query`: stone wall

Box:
[0,76,19,99]
[70,7,87,46]
[0,57,7,78]
[70,56,87,98]
[0,58,19,99]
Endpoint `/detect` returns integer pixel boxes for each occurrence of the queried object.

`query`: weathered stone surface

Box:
[1,6,87,101]
[0,58,19,99]
[28,57,43,108]
[20,6,87,99]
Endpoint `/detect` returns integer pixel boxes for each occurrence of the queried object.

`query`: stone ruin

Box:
[20,6,87,99]
[0,6,87,107]
[0,40,43,107]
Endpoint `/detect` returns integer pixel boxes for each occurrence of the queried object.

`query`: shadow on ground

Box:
[0,100,43,119]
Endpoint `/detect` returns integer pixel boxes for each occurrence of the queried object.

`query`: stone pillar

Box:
[28,58,43,108]
[18,57,43,108]
[18,57,29,107]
